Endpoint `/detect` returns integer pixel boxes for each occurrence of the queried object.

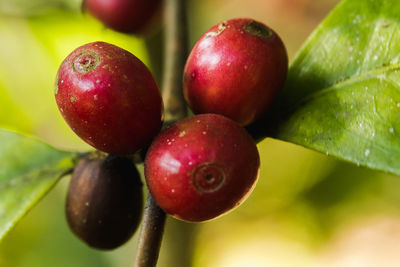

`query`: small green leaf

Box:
[252,0,400,176]
[0,129,76,240]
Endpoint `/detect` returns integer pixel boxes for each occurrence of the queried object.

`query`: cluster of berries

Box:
[55,0,287,250]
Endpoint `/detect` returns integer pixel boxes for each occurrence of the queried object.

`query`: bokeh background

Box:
[2,0,400,266]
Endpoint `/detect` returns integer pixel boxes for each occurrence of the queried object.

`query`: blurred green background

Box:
[2,0,400,266]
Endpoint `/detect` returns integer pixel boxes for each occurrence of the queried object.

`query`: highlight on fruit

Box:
[183,18,288,126]
[55,41,163,155]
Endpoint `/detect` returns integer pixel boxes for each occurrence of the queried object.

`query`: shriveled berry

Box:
[84,0,163,34]
[144,114,260,222]
[66,153,143,250]
[55,42,163,155]
[183,18,288,126]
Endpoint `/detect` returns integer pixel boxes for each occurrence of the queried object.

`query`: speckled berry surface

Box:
[66,154,143,250]
[183,18,288,126]
[144,114,260,222]
[84,0,163,34]
[55,41,163,155]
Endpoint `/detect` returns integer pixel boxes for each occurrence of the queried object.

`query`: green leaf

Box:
[0,129,76,240]
[250,0,400,176]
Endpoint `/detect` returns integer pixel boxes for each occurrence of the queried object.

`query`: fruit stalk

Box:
[134,0,188,266]
[134,196,166,267]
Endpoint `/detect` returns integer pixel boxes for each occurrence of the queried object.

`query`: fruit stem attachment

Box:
[135,0,188,266]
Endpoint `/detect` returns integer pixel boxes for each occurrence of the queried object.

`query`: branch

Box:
[134,196,166,267]
[134,0,188,266]
[161,0,188,122]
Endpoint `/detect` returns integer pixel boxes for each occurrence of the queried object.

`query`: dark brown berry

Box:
[66,153,143,250]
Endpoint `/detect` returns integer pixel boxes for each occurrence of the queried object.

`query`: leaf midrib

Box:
[0,155,73,189]
[287,62,400,112]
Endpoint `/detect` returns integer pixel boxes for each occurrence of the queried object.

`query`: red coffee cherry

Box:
[66,153,143,250]
[183,18,288,126]
[144,114,260,222]
[55,41,163,155]
[84,0,163,34]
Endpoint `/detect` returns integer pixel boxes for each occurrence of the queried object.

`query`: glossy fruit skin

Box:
[66,153,143,250]
[55,42,163,155]
[144,114,260,222]
[183,18,288,126]
[84,0,163,34]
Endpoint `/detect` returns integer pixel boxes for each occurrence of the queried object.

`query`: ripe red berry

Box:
[183,18,288,126]
[84,0,163,34]
[66,154,143,250]
[55,42,163,155]
[144,114,260,222]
